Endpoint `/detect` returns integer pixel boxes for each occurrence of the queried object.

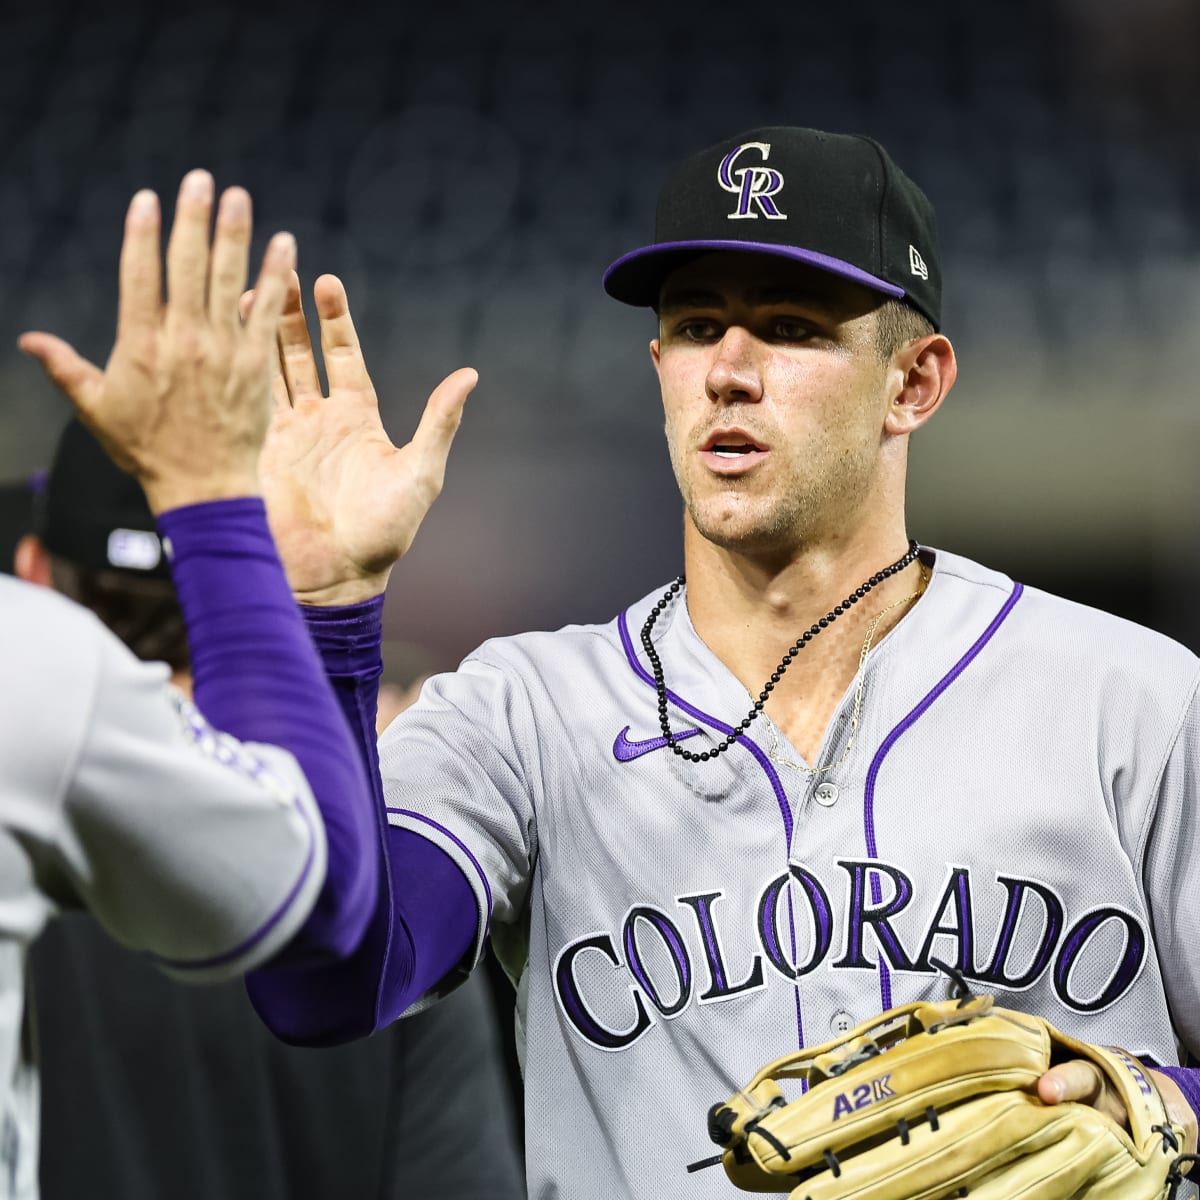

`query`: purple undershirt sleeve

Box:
[1156,1065,1200,1132]
[245,597,479,1046]
[157,498,376,964]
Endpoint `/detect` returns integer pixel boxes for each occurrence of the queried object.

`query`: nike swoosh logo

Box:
[613,725,702,762]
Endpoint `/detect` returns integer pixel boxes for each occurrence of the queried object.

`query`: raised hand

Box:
[19,170,295,514]
[252,272,477,605]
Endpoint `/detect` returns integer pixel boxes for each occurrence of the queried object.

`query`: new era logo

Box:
[908,245,929,280]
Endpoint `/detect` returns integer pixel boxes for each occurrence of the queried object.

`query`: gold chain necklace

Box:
[766,564,929,775]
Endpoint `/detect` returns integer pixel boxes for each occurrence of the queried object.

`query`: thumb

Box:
[1037,1061,1103,1106]
[18,332,104,413]
[410,366,479,482]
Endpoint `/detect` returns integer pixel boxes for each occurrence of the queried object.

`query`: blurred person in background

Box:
[7,417,524,1200]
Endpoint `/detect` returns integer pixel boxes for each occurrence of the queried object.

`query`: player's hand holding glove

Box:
[696,981,1195,1199]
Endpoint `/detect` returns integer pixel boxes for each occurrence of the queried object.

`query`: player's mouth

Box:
[699,428,768,473]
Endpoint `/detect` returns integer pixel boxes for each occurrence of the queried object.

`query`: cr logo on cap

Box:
[718,142,787,221]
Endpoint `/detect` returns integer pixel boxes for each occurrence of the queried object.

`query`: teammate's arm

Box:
[19,173,379,974]
[240,275,482,1040]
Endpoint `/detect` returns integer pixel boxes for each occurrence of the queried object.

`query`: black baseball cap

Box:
[36,419,170,579]
[603,126,942,331]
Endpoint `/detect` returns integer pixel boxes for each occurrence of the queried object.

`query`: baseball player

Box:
[243,129,1198,1198]
[15,418,524,1200]
[4,171,379,1199]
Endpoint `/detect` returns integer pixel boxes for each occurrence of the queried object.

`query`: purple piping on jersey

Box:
[388,807,494,939]
[617,608,808,1051]
[151,801,320,972]
[865,582,1024,1012]
[603,239,907,301]
[617,611,793,841]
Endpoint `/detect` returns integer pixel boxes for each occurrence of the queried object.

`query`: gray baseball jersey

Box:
[0,576,327,1200]
[379,547,1200,1199]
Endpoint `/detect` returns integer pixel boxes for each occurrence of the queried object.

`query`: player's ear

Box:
[884,334,956,436]
[13,533,53,587]
[649,337,661,371]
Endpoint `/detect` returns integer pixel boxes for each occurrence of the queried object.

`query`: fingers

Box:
[242,288,292,412]
[116,190,162,345]
[409,366,479,488]
[314,274,374,396]
[278,271,323,406]
[240,233,298,377]
[164,169,215,325]
[17,332,104,415]
[208,186,253,339]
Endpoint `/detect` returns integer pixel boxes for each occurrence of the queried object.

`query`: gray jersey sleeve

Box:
[2,578,326,982]
[379,646,541,984]
[1143,686,1200,1061]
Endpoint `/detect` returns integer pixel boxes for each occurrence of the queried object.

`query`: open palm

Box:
[257,273,477,605]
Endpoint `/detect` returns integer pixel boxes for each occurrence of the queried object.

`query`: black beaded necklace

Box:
[640,540,921,762]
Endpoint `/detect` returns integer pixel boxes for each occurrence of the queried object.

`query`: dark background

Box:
[1,0,1198,661]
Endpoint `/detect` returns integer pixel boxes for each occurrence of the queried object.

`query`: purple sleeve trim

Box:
[157,498,376,965]
[388,808,493,938]
[1157,1065,1200,1128]
[376,824,478,1024]
[248,825,477,1045]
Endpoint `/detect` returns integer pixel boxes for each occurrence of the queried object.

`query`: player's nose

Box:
[705,326,764,405]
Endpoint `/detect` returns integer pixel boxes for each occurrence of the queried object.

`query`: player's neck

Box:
[682,520,916,645]
[680,521,923,761]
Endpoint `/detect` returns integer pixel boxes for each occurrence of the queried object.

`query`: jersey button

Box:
[831,1010,854,1034]
[814,782,839,807]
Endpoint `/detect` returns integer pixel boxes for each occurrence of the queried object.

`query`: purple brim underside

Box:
[604,240,906,302]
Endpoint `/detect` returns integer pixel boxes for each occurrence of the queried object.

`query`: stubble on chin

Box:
[677,463,811,556]
[676,445,879,558]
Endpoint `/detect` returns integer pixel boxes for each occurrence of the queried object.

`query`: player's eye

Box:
[769,317,816,342]
[673,318,722,342]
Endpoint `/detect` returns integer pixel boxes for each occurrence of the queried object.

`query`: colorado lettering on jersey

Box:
[832,1074,895,1120]
[553,859,1148,1051]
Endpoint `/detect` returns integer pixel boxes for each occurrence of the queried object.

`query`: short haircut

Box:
[874,299,934,362]
[48,556,190,674]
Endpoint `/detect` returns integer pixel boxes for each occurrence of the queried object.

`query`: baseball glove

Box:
[693,976,1194,1199]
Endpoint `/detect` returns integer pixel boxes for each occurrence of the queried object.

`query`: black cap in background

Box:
[37,419,169,579]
